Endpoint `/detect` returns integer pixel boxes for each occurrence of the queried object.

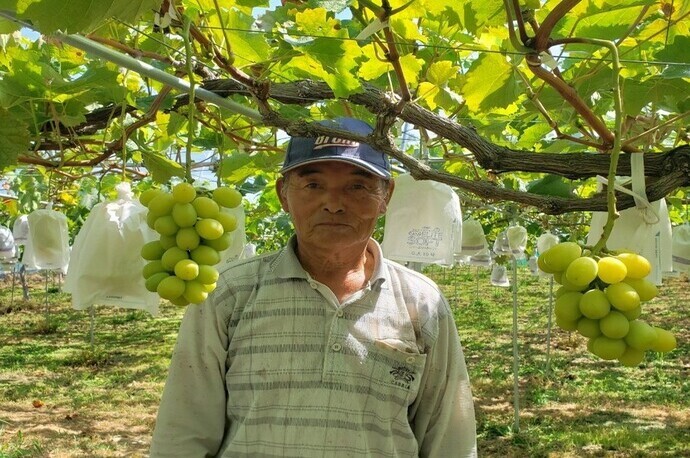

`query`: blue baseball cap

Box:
[280,117,391,179]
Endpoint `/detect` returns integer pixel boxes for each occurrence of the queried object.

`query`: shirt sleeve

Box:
[409,300,478,458]
[149,294,233,458]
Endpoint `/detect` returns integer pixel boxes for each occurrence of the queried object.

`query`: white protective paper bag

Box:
[672,224,690,273]
[0,226,16,260]
[587,199,672,285]
[459,218,487,257]
[63,183,160,315]
[26,205,71,271]
[220,204,247,265]
[12,215,29,245]
[382,174,461,266]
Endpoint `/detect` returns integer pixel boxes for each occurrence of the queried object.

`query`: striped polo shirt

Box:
[150,237,476,457]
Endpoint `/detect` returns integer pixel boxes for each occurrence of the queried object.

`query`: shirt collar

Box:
[271,235,389,288]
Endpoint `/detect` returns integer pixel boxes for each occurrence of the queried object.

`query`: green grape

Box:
[554,291,583,322]
[537,254,554,274]
[176,227,201,251]
[174,259,199,281]
[203,232,233,251]
[192,196,220,219]
[605,282,641,312]
[213,186,243,208]
[597,256,627,284]
[142,260,166,279]
[145,272,170,293]
[159,234,177,250]
[183,280,208,304]
[195,218,224,240]
[172,182,197,204]
[171,202,198,228]
[625,320,656,351]
[599,311,630,339]
[616,252,651,279]
[148,192,175,218]
[169,295,190,307]
[157,275,186,300]
[555,286,570,298]
[590,336,627,360]
[146,211,158,230]
[555,271,589,292]
[578,288,611,319]
[202,282,217,292]
[565,256,598,287]
[216,211,238,232]
[141,240,165,261]
[139,188,163,207]
[539,242,582,273]
[577,317,601,339]
[161,247,190,271]
[618,347,645,367]
[622,277,658,302]
[196,265,219,285]
[191,245,221,266]
[555,315,578,332]
[650,327,677,353]
[621,305,642,321]
[154,215,180,236]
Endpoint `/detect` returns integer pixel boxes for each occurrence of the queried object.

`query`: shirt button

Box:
[309,282,318,289]
[331,343,342,352]
[405,356,416,364]
[336,309,344,318]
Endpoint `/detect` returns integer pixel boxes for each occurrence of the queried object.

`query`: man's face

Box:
[277,161,393,252]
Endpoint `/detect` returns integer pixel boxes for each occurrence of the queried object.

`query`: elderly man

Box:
[149,117,477,457]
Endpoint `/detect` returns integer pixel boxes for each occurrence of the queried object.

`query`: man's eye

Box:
[305,182,319,189]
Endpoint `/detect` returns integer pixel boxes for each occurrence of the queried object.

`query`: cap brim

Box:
[279,157,391,179]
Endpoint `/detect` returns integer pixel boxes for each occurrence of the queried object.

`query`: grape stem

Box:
[183,15,195,183]
[563,38,624,256]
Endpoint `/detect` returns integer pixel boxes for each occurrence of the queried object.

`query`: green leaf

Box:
[19,0,160,34]
[516,122,553,150]
[462,53,519,113]
[0,107,29,170]
[398,53,424,88]
[461,0,505,34]
[225,9,271,68]
[567,6,648,41]
[654,35,690,64]
[527,174,574,198]
[427,60,458,86]
[623,77,690,116]
[140,150,185,184]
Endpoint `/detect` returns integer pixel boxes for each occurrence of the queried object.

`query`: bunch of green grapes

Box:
[538,242,677,366]
[138,182,242,306]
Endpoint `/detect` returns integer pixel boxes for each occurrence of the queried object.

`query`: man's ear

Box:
[276,176,290,212]
[379,179,395,214]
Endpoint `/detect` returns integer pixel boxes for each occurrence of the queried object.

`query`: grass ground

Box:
[0,267,688,457]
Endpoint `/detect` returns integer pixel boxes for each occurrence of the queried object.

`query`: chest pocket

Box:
[369,339,427,396]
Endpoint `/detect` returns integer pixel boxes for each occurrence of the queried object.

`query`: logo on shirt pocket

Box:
[389,365,415,389]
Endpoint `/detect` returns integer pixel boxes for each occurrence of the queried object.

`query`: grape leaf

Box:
[0,108,29,170]
[18,0,160,34]
[527,174,574,198]
[141,150,185,184]
[462,53,519,113]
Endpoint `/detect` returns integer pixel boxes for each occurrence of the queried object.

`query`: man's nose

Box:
[322,188,345,213]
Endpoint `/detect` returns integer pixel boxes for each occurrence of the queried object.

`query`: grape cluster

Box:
[139,183,242,306]
[538,242,677,366]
